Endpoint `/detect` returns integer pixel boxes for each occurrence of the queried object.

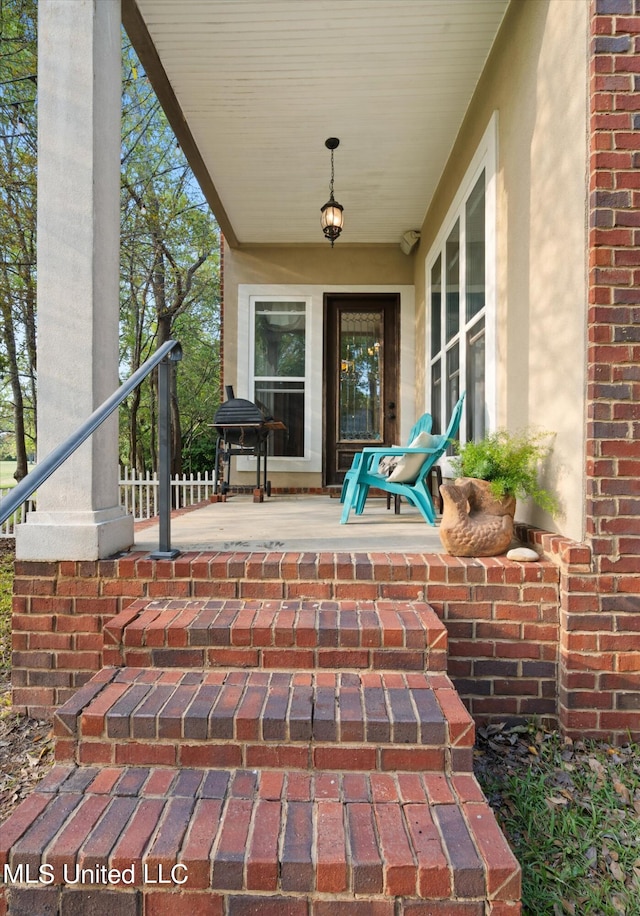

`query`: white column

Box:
[17,0,133,560]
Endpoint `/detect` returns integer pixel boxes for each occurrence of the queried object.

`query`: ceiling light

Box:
[320,138,344,246]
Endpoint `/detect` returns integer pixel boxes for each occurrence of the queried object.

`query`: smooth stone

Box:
[506,546,540,562]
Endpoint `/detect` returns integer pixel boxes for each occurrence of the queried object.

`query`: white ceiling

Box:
[132,0,509,247]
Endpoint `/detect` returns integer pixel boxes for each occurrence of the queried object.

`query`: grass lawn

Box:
[0,461,34,489]
[475,724,640,915]
[0,551,638,913]
[0,461,18,489]
[0,547,12,672]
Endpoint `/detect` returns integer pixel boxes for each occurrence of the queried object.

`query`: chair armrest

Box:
[360,436,444,460]
[359,446,442,476]
[360,446,440,459]
[358,446,421,474]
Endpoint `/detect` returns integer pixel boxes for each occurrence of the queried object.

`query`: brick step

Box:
[53,667,475,773]
[0,763,521,913]
[102,598,448,672]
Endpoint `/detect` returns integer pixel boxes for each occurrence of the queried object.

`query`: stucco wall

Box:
[222,0,589,536]
[223,244,414,488]
[415,0,588,542]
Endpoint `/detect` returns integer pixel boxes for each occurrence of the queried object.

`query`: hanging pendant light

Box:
[320,137,344,246]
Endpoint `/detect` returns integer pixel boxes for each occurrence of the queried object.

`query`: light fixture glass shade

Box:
[321,196,344,245]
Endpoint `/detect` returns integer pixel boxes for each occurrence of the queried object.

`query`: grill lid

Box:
[214,397,266,427]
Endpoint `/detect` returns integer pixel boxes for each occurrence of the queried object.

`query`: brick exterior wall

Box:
[10,531,638,743]
[11,551,560,731]
[571,0,640,739]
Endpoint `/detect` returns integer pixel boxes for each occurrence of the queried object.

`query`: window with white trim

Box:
[251,299,307,457]
[428,126,495,449]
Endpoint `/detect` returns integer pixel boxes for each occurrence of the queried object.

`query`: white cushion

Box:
[388,431,438,483]
[378,448,401,476]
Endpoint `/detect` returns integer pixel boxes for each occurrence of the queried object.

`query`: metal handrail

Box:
[0,338,183,557]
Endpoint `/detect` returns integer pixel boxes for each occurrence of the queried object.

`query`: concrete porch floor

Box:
[134,493,445,554]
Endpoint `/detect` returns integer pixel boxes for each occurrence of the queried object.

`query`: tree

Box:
[120,41,220,476]
[174,299,221,474]
[0,14,221,483]
[0,0,37,480]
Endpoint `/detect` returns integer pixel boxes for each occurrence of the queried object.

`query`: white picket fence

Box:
[0,469,217,536]
[0,491,35,537]
[119,468,217,521]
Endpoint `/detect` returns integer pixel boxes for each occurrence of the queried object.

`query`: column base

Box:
[15,508,134,561]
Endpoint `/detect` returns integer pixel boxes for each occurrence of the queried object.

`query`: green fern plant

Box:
[450,428,558,515]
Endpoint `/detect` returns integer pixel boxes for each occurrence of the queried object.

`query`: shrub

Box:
[451,428,558,515]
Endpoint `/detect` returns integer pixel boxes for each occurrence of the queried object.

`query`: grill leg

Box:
[263,441,270,496]
[253,443,264,502]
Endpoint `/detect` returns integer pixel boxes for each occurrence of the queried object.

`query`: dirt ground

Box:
[0,677,55,823]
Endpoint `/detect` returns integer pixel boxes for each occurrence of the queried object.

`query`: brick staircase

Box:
[1,596,521,915]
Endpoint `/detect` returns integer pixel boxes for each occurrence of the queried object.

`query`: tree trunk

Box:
[157,310,182,477]
[0,293,29,481]
[128,385,141,472]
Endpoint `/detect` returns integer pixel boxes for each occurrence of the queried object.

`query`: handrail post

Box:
[0,339,183,535]
[150,349,182,559]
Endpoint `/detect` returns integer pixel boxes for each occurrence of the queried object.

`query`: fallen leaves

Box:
[613,777,631,805]
[587,756,606,781]
[0,682,55,823]
[474,722,640,914]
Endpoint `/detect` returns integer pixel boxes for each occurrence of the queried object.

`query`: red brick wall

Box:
[11,560,125,718]
[11,526,637,742]
[565,0,640,741]
[11,552,559,726]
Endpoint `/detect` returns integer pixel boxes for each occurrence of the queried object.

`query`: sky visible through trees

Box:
[0,0,222,481]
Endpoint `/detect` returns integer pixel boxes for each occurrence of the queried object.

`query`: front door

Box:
[324,293,400,486]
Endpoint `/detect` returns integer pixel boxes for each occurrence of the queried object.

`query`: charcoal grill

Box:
[213,387,284,497]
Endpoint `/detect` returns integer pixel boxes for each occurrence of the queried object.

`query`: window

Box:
[430,256,442,435]
[252,300,306,457]
[430,171,486,442]
[427,115,496,445]
[428,138,495,448]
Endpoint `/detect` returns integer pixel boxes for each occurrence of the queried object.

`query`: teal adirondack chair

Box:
[340,393,466,525]
[339,411,433,504]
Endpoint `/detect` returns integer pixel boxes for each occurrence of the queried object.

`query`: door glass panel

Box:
[339,311,383,442]
[446,220,460,342]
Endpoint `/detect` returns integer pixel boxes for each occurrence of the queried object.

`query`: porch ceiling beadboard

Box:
[128,0,509,246]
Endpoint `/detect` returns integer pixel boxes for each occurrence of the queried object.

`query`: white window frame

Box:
[247,295,312,467]
[426,112,497,472]
[237,284,416,474]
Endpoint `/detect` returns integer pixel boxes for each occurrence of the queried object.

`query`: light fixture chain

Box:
[330,148,335,197]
